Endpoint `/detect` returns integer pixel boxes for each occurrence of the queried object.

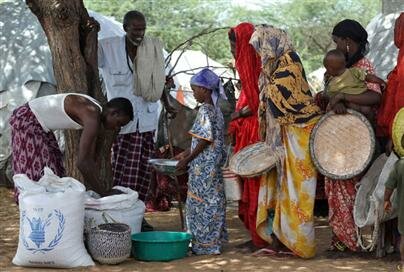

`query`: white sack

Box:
[84,186,145,234]
[12,167,94,268]
[354,153,398,228]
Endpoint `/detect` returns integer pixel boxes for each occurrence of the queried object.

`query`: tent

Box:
[0,0,125,173]
[165,50,238,109]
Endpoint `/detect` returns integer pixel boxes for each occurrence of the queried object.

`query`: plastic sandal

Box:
[251,248,278,257]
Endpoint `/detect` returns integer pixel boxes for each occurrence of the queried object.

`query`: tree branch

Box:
[165,26,229,72]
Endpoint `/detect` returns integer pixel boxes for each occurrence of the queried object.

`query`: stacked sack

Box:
[13,167,94,268]
[84,186,145,235]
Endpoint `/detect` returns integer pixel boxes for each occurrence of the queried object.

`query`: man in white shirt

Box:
[96,11,174,206]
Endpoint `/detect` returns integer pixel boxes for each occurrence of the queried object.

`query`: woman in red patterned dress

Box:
[228,22,268,250]
[320,19,382,252]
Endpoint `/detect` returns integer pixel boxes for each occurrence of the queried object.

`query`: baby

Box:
[323,49,386,116]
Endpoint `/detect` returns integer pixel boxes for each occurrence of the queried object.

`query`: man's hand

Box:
[161,79,178,118]
[86,17,100,32]
[164,103,177,118]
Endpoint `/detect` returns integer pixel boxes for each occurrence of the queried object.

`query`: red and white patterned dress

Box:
[324,57,381,251]
[10,104,65,201]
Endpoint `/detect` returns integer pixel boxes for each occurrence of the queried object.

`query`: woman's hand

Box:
[231,111,242,120]
[174,149,190,160]
[326,93,347,114]
[231,106,251,121]
[176,157,190,171]
[327,102,347,114]
[380,81,387,92]
[315,91,330,111]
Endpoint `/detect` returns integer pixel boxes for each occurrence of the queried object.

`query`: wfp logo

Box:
[21,209,65,253]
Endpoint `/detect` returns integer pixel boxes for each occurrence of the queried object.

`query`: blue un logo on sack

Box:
[21,209,65,253]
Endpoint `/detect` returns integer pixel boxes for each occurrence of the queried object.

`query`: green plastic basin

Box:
[131,231,192,261]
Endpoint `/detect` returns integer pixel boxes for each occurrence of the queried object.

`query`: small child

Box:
[384,134,404,272]
[175,68,227,255]
[323,49,386,116]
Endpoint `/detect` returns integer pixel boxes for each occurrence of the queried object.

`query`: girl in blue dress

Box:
[176,68,228,255]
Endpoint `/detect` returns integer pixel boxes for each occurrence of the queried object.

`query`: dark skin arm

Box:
[64,95,105,194]
[176,139,211,170]
[161,83,177,117]
[230,105,252,120]
[327,90,381,114]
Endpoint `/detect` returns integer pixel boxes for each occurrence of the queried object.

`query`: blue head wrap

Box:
[190,68,227,106]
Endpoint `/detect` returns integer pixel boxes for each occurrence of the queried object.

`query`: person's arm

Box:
[365,74,387,91]
[230,106,252,120]
[160,85,177,117]
[174,148,191,160]
[76,110,105,194]
[84,17,102,69]
[328,90,381,111]
[176,139,211,170]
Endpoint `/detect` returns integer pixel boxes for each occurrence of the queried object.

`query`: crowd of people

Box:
[8,8,404,270]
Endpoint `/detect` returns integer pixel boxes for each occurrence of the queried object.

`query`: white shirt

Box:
[28,93,102,132]
[98,36,160,134]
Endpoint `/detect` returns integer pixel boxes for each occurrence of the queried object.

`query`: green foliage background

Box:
[84,0,381,74]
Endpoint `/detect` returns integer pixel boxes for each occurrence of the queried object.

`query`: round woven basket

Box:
[87,223,132,265]
[309,109,375,180]
[392,108,404,157]
[229,142,277,178]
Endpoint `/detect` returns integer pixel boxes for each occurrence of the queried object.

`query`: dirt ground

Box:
[0,187,399,272]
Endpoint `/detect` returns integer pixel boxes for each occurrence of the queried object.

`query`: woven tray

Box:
[309,109,375,180]
[392,108,404,157]
[229,142,277,178]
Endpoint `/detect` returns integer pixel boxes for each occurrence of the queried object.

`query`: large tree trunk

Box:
[26,0,114,190]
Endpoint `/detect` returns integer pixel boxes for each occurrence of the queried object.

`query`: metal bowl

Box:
[148,159,186,176]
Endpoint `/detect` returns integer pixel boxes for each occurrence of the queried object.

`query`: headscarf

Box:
[249,24,294,82]
[377,13,404,137]
[332,19,369,67]
[190,68,226,107]
[249,24,320,127]
[230,22,261,113]
[227,22,261,153]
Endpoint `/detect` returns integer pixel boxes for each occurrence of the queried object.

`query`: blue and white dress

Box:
[186,103,227,255]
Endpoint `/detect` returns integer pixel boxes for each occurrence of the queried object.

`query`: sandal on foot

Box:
[277,250,296,257]
[252,248,278,257]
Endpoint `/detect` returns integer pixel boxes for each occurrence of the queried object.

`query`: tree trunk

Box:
[26,0,113,191]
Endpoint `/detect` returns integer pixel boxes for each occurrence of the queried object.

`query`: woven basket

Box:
[392,108,404,157]
[229,142,276,178]
[309,109,375,180]
[86,223,131,264]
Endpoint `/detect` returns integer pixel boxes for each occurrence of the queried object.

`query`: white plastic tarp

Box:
[166,50,237,109]
[0,0,125,166]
